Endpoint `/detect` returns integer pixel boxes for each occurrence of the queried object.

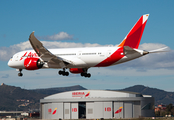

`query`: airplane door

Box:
[78,51,82,58]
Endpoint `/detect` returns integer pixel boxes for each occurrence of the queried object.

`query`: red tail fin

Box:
[118,14,149,49]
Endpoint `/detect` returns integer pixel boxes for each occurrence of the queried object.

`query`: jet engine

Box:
[24,58,43,70]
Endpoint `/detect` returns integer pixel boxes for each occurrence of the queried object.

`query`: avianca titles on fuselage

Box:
[7,14,166,78]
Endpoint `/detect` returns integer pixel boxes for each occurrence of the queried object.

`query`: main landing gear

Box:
[17,69,23,77]
[58,68,69,76]
[58,68,91,78]
[80,68,91,78]
[81,72,91,78]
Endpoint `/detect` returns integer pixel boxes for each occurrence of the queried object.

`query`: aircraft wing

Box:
[29,32,73,68]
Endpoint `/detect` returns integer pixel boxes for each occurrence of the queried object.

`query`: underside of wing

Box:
[29,32,73,68]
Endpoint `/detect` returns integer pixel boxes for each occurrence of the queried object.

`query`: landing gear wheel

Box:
[58,70,69,76]
[58,71,63,75]
[18,73,23,77]
[17,69,23,77]
[81,72,85,77]
[87,73,91,78]
[65,72,69,76]
[81,72,91,78]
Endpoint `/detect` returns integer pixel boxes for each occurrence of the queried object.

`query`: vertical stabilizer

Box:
[118,14,149,49]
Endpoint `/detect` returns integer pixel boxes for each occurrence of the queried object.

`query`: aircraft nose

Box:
[8,58,25,69]
[8,59,17,68]
[8,59,13,67]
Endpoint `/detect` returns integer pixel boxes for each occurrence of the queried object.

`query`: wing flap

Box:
[29,32,72,68]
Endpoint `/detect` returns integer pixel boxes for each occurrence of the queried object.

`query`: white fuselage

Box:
[8,46,144,70]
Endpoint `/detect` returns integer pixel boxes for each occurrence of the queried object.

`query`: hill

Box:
[0,84,86,111]
[119,85,174,105]
[1,84,174,111]
[0,84,45,111]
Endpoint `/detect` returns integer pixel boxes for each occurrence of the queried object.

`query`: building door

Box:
[124,102,133,118]
[78,102,86,119]
[64,103,70,119]
[71,103,78,119]
[86,102,94,119]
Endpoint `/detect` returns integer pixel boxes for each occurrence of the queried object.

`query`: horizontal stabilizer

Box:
[148,47,169,53]
[123,46,139,55]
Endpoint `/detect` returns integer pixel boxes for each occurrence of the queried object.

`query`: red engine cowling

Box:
[69,68,84,74]
[24,58,43,70]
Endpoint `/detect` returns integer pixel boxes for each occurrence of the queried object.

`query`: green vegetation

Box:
[0,84,45,111]
[155,104,174,117]
[120,85,174,105]
[0,84,86,111]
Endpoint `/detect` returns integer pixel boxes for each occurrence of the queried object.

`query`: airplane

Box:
[8,14,167,78]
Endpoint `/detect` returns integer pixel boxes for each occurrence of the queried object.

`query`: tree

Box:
[155,111,160,116]
[166,103,173,115]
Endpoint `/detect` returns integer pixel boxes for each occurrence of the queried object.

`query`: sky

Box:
[0,0,174,91]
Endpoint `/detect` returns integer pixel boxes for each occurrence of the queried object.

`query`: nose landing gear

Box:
[17,69,23,77]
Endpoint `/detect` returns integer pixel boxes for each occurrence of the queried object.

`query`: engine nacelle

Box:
[69,68,84,74]
[24,58,43,70]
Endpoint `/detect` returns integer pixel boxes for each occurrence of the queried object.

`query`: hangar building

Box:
[40,90,154,119]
